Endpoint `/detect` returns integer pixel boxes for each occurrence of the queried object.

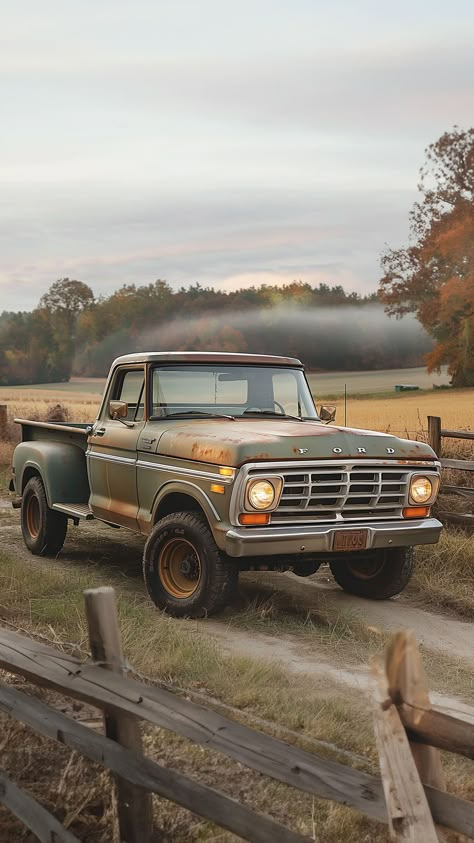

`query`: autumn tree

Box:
[379,127,474,386]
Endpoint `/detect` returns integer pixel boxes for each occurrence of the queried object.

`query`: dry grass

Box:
[0,548,390,842]
[0,550,472,841]
[413,530,474,617]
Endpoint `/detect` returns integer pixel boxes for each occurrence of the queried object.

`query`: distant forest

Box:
[0,279,433,385]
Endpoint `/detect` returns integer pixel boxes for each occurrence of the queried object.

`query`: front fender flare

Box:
[151,480,221,529]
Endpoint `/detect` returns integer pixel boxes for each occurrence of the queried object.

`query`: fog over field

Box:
[76,304,432,376]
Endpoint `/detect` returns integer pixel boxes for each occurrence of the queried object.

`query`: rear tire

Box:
[21,476,68,556]
[329,547,414,599]
[143,511,238,617]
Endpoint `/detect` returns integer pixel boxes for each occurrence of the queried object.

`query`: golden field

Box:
[0,388,101,426]
[329,389,473,437]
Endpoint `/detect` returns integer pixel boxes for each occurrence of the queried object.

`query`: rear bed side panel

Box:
[13,441,90,506]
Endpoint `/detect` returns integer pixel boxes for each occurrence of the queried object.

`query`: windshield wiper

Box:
[150,411,235,420]
[242,409,303,422]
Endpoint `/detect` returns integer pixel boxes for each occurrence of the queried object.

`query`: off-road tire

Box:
[21,476,68,556]
[329,547,415,599]
[143,511,238,617]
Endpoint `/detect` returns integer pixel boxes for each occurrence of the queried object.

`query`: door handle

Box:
[93,428,106,437]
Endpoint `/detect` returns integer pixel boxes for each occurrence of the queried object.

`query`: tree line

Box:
[0,280,432,385]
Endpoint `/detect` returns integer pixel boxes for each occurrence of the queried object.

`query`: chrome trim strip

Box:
[86,451,136,466]
[137,459,235,483]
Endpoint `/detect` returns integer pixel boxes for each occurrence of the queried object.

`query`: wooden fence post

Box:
[385,631,446,791]
[0,405,7,441]
[427,416,441,456]
[371,659,439,843]
[84,587,153,843]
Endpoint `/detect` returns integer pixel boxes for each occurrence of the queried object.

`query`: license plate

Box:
[333,530,369,552]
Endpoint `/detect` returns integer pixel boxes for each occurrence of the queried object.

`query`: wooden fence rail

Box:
[427,415,474,526]
[0,590,472,841]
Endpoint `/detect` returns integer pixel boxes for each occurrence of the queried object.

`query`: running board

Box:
[52,503,94,520]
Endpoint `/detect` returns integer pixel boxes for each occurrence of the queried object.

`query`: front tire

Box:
[21,476,68,556]
[143,512,238,617]
[329,547,414,599]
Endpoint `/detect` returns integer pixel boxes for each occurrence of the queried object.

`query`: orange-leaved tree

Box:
[379,127,474,386]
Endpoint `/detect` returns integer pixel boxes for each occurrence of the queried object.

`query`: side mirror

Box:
[319,405,336,423]
[109,400,128,420]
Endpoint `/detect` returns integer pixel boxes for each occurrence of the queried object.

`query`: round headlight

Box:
[410,476,433,504]
[248,480,275,510]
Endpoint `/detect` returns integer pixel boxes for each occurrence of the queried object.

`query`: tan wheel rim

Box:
[26,494,40,538]
[346,558,384,580]
[158,538,201,599]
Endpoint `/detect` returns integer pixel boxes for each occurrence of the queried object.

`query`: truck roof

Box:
[112,351,304,367]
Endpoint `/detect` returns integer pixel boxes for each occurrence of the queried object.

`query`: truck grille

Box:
[264,463,429,524]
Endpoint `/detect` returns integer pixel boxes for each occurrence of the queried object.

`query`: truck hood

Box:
[152,418,437,467]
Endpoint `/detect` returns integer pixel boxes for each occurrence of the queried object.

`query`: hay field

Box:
[0,387,101,426]
[329,389,473,437]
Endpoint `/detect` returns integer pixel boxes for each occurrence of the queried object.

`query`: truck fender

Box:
[13,441,89,507]
[151,480,221,530]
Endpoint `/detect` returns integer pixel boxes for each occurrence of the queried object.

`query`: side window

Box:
[113,369,145,421]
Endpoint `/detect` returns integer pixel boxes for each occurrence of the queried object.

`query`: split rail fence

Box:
[427,415,474,527]
[0,588,472,841]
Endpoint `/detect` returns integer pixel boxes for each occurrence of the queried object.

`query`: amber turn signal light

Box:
[238,513,270,526]
[402,506,430,519]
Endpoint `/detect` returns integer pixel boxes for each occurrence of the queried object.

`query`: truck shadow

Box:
[61,522,345,626]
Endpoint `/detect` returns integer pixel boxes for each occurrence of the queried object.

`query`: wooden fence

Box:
[0,589,472,842]
[428,415,474,527]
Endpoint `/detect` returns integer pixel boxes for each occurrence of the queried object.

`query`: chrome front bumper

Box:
[224,517,442,558]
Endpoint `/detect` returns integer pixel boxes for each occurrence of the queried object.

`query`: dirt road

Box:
[1,496,473,708]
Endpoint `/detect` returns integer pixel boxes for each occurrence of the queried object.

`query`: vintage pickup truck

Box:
[11,352,442,616]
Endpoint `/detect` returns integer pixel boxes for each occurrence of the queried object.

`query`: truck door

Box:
[87,365,146,529]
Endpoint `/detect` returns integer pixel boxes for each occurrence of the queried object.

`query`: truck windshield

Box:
[150,365,318,420]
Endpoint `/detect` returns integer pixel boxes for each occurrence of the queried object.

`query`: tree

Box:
[38,279,95,381]
[39,278,95,315]
[379,127,474,386]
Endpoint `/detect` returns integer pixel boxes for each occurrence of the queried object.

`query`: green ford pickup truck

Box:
[11,352,442,617]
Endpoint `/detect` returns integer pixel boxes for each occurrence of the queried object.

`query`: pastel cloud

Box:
[1,0,473,311]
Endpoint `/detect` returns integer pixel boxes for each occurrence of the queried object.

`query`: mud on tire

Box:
[143,511,238,617]
[329,547,415,599]
[21,476,68,556]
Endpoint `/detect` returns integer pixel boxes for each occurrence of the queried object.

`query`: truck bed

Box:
[15,418,92,451]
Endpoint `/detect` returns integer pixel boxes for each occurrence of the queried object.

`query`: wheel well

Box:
[154,492,207,524]
[21,466,42,492]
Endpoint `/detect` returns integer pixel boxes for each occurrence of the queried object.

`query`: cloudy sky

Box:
[1,0,473,311]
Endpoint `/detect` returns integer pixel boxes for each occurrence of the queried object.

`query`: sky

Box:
[1,0,473,312]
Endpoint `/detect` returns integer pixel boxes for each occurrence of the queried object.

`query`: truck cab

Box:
[12,352,442,617]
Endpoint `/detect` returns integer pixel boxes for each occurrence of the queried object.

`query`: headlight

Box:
[247,480,276,510]
[409,476,433,504]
